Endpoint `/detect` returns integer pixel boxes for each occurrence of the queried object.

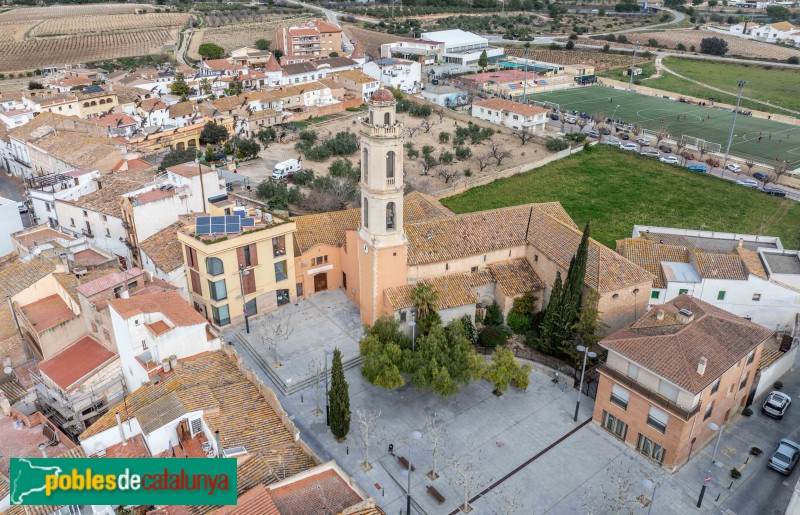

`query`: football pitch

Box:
[533,87,800,167]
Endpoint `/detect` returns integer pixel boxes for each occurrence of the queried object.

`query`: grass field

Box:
[534,86,800,166]
[441,146,800,249]
[646,57,800,114]
[601,61,657,82]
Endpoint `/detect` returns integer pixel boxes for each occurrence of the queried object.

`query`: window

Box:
[471,266,478,273]
[717,291,726,300]
[342,272,347,290]
[363,197,369,228]
[610,384,629,410]
[647,406,668,433]
[190,417,203,436]
[710,379,720,395]
[102,215,107,222]
[386,202,395,230]
[70,218,75,227]
[190,269,201,294]
[127,281,137,290]
[752,293,761,301]
[313,256,328,265]
[212,305,230,326]
[237,243,257,268]
[601,411,628,441]
[739,372,749,391]
[272,235,286,257]
[244,298,257,316]
[636,434,665,464]
[274,260,288,282]
[746,350,755,366]
[627,362,640,381]
[276,289,290,306]
[650,290,660,300]
[362,148,368,183]
[185,246,198,269]
[679,288,688,295]
[386,151,395,179]
[703,400,714,420]
[384,112,391,125]
[105,228,110,237]
[206,257,224,276]
[83,210,88,217]
[208,279,227,301]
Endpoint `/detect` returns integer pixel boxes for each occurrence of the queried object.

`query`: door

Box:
[314,272,328,293]
[723,409,731,423]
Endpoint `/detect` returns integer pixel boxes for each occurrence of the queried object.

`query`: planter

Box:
[730,468,741,479]
[162,359,170,372]
[750,446,763,456]
[774,381,784,390]
[169,355,178,368]
[742,407,753,416]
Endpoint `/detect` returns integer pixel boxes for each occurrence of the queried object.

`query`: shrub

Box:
[690,44,696,52]
[292,168,315,186]
[439,151,454,165]
[507,310,531,334]
[742,407,753,416]
[774,381,784,390]
[438,131,450,143]
[565,40,575,50]
[464,169,472,177]
[677,43,687,51]
[700,37,728,56]
[478,325,508,348]
[750,446,763,456]
[603,44,610,52]
[566,132,587,143]
[459,314,478,345]
[483,301,504,326]
[328,158,359,182]
[788,56,800,65]
[546,138,570,152]
[730,468,741,479]
[648,38,659,47]
[455,146,472,160]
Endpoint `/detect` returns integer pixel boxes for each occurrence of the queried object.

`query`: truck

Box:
[271,158,301,180]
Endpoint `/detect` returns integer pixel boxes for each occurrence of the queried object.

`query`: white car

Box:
[620,143,638,151]
[640,149,660,158]
[564,116,577,124]
[735,179,758,188]
[636,138,651,146]
[603,137,620,146]
[726,163,742,173]
[659,155,680,164]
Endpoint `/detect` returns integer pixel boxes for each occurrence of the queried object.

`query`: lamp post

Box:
[406,430,422,515]
[628,42,640,91]
[612,104,621,122]
[408,320,416,352]
[723,79,747,168]
[697,422,725,508]
[238,264,251,334]
[574,344,597,422]
[642,479,657,515]
[324,349,332,426]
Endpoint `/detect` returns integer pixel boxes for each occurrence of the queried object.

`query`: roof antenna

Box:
[524,205,533,241]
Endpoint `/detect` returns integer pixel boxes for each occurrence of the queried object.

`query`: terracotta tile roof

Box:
[113,157,155,173]
[735,246,768,280]
[108,291,207,328]
[147,320,171,336]
[217,483,279,515]
[617,238,690,289]
[169,101,195,118]
[771,21,795,31]
[202,59,246,71]
[269,469,363,515]
[76,267,145,298]
[333,69,379,85]
[489,258,545,296]
[313,19,343,33]
[38,335,117,391]
[53,269,117,303]
[33,131,121,171]
[350,40,365,59]
[19,294,75,332]
[473,98,549,117]
[0,254,56,299]
[12,227,75,250]
[759,347,783,370]
[140,221,185,272]
[135,392,186,433]
[140,97,168,111]
[8,112,72,143]
[92,112,136,129]
[314,57,357,69]
[601,295,772,394]
[167,162,214,179]
[692,252,747,281]
[0,473,8,500]
[385,273,480,311]
[265,55,283,72]
[65,168,154,218]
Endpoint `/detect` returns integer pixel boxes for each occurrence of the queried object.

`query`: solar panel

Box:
[195,217,211,235]
[210,215,226,234]
[241,217,255,228]
[83,85,103,94]
[225,215,240,233]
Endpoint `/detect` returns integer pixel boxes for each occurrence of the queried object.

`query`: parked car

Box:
[17,202,27,213]
[564,116,577,124]
[735,179,759,188]
[725,163,742,173]
[764,187,787,197]
[636,138,650,146]
[687,164,708,173]
[640,149,660,158]
[586,130,601,138]
[659,145,672,153]
[660,155,680,164]
[620,132,630,140]
[602,137,620,146]
[550,112,560,120]
[706,157,721,167]
[272,158,302,180]
[763,391,792,419]
[753,172,769,181]
[681,151,696,160]
[768,439,800,475]
[620,143,639,151]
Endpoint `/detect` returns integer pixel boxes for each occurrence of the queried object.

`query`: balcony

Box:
[598,363,700,421]
[386,177,395,186]
[360,123,403,139]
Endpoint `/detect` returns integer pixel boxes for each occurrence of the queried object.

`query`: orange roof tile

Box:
[473,98,549,117]
[38,335,117,391]
[269,469,362,515]
[108,291,207,328]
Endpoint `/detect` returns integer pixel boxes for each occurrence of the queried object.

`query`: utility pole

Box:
[521,43,530,103]
[723,79,747,168]
[628,42,639,91]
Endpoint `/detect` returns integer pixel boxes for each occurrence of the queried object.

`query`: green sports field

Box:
[533,87,800,167]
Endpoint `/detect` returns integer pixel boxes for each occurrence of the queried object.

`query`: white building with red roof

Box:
[471,98,549,132]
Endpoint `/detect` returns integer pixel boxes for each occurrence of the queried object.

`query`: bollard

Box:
[729,481,734,490]
[301,393,303,403]
[347,446,349,455]
[716,493,721,502]
[745,456,749,465]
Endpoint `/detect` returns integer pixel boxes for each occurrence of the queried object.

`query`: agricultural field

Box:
[0,4,191,73]
[188,14,312,60]
[600,61,656,81]
[341,23,401,60]
[505,47,635,72]
[204,8,306,28]
[441,145,800,249]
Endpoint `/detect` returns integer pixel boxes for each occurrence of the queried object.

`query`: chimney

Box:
[656,309,665,321]
[116,411,127,445]
[676,308,694,324]
[697,357,708,376]
[738,238,744,248]
[214,430,222,458]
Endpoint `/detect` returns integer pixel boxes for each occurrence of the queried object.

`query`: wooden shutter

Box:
[248,243,258,266]
[190,269,202,294]
[236,246,245,268]
[243,270,256,294]
[185,245,197,269]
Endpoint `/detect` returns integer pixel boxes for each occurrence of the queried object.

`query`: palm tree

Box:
[411,283,438,322]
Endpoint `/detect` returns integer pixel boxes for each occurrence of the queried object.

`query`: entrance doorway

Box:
[314,272,328,293]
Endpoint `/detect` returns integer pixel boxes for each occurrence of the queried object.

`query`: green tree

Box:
[198,43,225,60]
[170,72,190,100]
[766,5,790,21]
[329,51,339,57]
[254,38,271,51]
[200,121,229,146]
[159,148,197,170]
[699,37,728,56]
[329,348,351,440]
[411,321,484,397]
[559,222,590,339]
[199,78,212,96]
[484,348,531,394]
[360,333,405,389]
[483,300,504,326]
[478,50,488,70]
[565,40,575,50]
[537,273,563,354]
[564,289,607,368]
[411,282,438,325]
[226,73,243,96]
[507,292,537,334]
[257,127,277,147]
[272,49,284,61]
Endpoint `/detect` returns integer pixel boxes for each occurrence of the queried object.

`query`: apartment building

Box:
[276,19,343,62]
[594,295,772,471]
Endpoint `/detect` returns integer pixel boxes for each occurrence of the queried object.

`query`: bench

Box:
[427,485,445,504]
[397,456,415,472]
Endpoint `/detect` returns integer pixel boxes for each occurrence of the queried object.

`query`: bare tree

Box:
[698,143,708,162]
[654,128,669,148]
[257,312,294,367]
[406,125,420,139]
[760,170,776,189]
[477,155,492,172]
[576,117,588,132]
[424,413,447,480]
[308,359,323,416]
[303,176,358,213]
[745,159,756,176]
[420,119,435,134]
[436,168,461,184]
[773,161,789,185]
[354,408,382,471]
[489,142,512,166]
[435,109,446,124]
[591,112,606,133]
[513,128,535,146]
[631,124,643,138]
[448,447,486,513]
[675,140,687,165]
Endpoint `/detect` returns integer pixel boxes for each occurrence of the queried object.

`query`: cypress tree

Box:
[538,273,563,354]
[558,222,591,355]
[329,347,351,440]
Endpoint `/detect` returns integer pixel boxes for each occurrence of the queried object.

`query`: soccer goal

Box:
[681,135,722,153]
[534,100,560,111]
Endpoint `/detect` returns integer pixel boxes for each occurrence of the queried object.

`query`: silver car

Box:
[768,439,800,475]
[736,179,759,188]
[763,391,792,419]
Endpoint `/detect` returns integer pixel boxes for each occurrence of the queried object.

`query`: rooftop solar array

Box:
[195,214,257,235]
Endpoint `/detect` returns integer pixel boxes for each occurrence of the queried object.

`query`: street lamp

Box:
[642,479,657,515]
[238,264,251,334]
[406,430,422,515]
[407,320,416,352]
[628,42,640,91]
[324,349,333,426]
[574,344,597,422]
[697,422,725,508]
[723,79,747,168]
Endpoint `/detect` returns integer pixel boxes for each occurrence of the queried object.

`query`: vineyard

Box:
[188,14,312,59]
[204,8,307,28]
[341,23,400,60]
[0,4,155,22]
[31,13,193,37]
[504,47,634,72]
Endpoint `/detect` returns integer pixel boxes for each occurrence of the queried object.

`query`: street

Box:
[0,172,34,228]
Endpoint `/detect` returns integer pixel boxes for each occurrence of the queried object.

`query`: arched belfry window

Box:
[384,112,391,125]
[386,151,395,179]
[363,197,369,228]
[362,148,369,183]
[386,202,395,230]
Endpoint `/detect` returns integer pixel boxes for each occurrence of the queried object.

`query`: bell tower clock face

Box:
[363,244,369,254]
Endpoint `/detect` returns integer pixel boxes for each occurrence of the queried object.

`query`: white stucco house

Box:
[471,98,549,132]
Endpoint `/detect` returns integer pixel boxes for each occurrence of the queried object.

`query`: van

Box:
[272,158,301,180]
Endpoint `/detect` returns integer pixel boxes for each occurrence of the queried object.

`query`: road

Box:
[0,172,34,228]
